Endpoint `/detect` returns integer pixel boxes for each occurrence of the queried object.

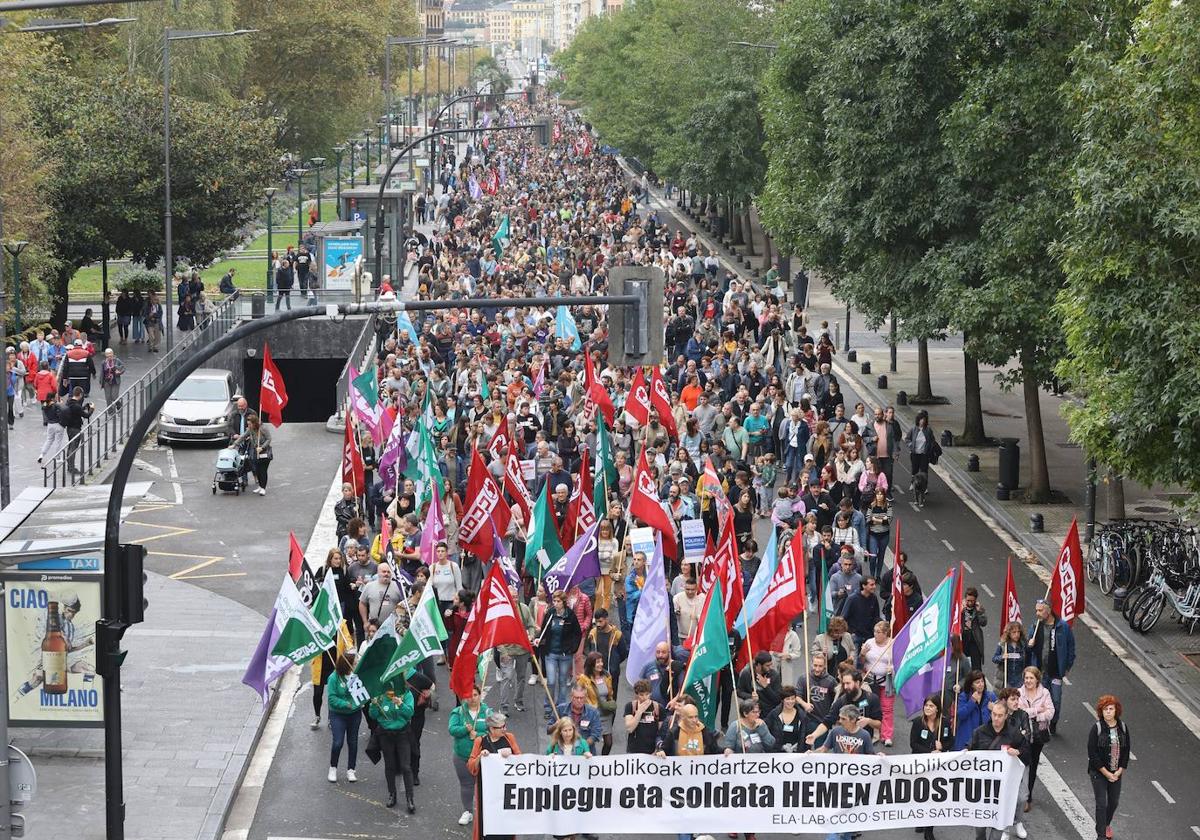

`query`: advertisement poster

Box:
[5,574,103,727]
[324,236,363,290]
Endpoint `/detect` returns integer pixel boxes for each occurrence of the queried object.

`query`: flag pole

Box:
[530,651,561,722]
[801,608,812,706]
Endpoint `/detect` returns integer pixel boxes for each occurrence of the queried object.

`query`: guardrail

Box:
[42,292,246,488]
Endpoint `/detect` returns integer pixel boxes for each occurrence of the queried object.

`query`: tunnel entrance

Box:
[242,357,343,423]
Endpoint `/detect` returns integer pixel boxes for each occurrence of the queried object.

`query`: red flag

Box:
[696,532,719,597]
[891,520,911,635]
[713,530,744,630]
[503,445,534,526]
[1050,518,1085,625]
[789,526,809,607]
[458,447,511,560]
[341,417,364,494]
[949,563,964,638]
[450,562,534,698]
[562,449,595,542]
[746,530,807,655]
[487,420,511,462]
[259,343,288,427]
[287,531,318,605]
[623,367,651,427]
[629,446,677,559]
[582,349,615,428]
[648,367,679,440]
[1002,556,1022,630]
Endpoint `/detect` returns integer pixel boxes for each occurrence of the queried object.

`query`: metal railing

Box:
[42,292,246,488]
[334,314,380,421]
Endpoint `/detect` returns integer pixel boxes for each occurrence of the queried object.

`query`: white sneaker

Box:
[310,716,320,730]
[458,811,473,826]
[999,831,1011,840]
[256,487,267,495]
[1014,823,1027,839]
[527,674,537,685]
[346,769,357,783]
[327,767,337,782]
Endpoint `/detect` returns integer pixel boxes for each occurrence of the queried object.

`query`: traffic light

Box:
[117,542,148,625]
[606,266,666,368]
[526,86,537,106]
[535,117,552,147]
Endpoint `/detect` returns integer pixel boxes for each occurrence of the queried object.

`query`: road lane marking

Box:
[1190,826,1199,837]
[960,560,973,573]
[1036,754,1097,840]
[175,572,247,580]
[132,457,163,476]
[942,539,956,552]
[1152,780,1175,804]
[924,519,937,531]
[980,583,995,598]
[909,502,920,512]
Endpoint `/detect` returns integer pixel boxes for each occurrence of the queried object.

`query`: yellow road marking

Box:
[165,556,224,578]
[174,572,247,580]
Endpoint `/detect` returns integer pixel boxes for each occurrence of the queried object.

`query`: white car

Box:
[157,368,237,445]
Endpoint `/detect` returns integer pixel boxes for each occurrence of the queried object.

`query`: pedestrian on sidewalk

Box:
[905,410,938,481]
[1087,694,1129,840]
[325,651,365,784]
[100,348,125,406]
[143,292,163,352]
[129,291,145,343]
[244,413,273,495]
[274,255,295,310]
[35,361,58,427]
[60,387,93,474]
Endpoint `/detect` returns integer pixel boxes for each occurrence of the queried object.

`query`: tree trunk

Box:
[959,341,986,445]
[51,265,72,329]
[1105,468,1126,521]
[915,338,935,401]
[742,206,756,256]
[761,226,774,270]
[1021,349,1052,503]
[730,198,744,245]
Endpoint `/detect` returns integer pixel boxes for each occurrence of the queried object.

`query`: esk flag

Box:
[1050,517,1085,625]
[450,562,532,698]
[893,568,956,716]
[288,531,319,607]
[259,342,288,427]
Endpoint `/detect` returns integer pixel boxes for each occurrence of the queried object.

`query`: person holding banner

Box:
[858,621,895,746]
[967,700,1029,840]
[724,698,776,756]
[1000,687,1034,840]
[546,716,592,757]
[467,712,521,840]
[449,685,492,826]
[764,686,818,753]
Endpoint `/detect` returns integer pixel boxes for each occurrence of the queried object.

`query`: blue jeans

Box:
[826,833,852,840]
[1043,673,1064,729]
[329,708,362,770]
[784,445,804,483]
[866,532,889,580]
[545,652,573,709]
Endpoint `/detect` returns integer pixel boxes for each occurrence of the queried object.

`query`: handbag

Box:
[1034,719,1051,745]
[365,730,382,765]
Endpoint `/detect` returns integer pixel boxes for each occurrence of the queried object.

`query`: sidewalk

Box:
[630,172,1200,719]
[15,571,267,840]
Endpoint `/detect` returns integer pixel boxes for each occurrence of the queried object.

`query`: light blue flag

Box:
[396,311,419,344]
[555,305,582,351]
[625,533,669,687]
[734,527,778,638]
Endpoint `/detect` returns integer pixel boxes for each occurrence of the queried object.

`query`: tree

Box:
[28,68,281,324]
[1056,0,1200,498]
[759,0,959,408]
[472,55,512,96]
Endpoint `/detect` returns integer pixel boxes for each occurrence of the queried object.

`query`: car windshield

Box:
[170,378,229,402]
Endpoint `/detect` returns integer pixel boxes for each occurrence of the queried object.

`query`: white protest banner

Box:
[629,526,656,560]
[681,519,706,560]
[481,751,1022,835]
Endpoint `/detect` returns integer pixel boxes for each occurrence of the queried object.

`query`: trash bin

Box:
[250,293,265,319]
[998,437,1020,491]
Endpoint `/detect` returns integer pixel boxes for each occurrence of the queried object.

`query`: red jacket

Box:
[19,351,37,384]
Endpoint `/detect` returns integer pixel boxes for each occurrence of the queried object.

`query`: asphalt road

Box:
[122,422,342,613]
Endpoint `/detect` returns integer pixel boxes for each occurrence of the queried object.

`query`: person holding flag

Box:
[325,651,367,784]
[1027,598,1076,734]
[366,681,417,812]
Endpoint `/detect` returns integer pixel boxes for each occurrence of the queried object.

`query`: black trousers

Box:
[1090,773,1120,839]
[380,727,415,799]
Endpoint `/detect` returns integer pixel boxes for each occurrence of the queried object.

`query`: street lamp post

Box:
[363,129,372,186]
[349,142,357,189]
[162,27,257,352]
[264,187,276,301]
[332,146,345,219]
[3,240,28,331]
[377,120,386,167]
[309,157,326,223]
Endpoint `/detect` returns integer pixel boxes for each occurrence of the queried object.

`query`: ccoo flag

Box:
[259,343,288,427]
[1050,517,1085,625]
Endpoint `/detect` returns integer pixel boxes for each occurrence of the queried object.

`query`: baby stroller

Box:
[212,444,247,494]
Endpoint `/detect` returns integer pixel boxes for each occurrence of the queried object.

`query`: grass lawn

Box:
[67,200,339,297]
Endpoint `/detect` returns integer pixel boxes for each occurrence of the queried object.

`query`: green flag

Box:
[270,574,333,666]
[310,571,344,649]
[492,214,510,258]
[352,365,379,408]
[525,482,564,577]
[894,570,956,693]
[682,580,731,728]
[353,612,403,698]
[384,583,450,683]
[818,560,833,635]
[481,374,491,400]
[593,470,609,523]
[594,418,618,490]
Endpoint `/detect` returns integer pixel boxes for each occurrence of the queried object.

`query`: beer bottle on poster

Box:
[42,601,69,694]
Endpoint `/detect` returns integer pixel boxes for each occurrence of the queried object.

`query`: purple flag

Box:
[419,483,446,567]
[492,523,522,590]
[498,160,507,186]
[469,175,482,200]
[625,533,669,687]
[241,607,290,705]
[896,645,946,720]
[378,412,405,481]
[542,521,601,595]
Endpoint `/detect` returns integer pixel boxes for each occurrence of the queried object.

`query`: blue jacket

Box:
[685,337,705,363]
[954,690,997,750]
[555,700,603,752]
[1026,617,1076,678]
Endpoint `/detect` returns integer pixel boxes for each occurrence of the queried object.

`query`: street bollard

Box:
[861,361,871,375]
[1030,513,1044,533]
[847,350,857,363]
[897,390,908,405]
[967,454,980,472]
[877,374,888,389]
[996,484,1011,501]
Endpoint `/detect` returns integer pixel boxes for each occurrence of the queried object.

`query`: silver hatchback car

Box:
[157,368,237,445]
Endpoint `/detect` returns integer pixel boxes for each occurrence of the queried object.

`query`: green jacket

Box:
[370,690,414,731]
[326,673,364,714]
[448,702,491,760]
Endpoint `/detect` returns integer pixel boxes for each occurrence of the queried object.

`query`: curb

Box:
[830,355,1200,724]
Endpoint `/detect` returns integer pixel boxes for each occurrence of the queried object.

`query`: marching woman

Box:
[369,682,416,811]
[309,601,353,730]
[325,651,365,783]
[858,620,895,746]
[993,621,1028,689]
[467,712,522,840]
[546,716,592,757]
[1087,694,1130,840]
[449,685,491,827]
[909,695,952,840]
[953,670,997,750]
[1018,666,1055,812]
